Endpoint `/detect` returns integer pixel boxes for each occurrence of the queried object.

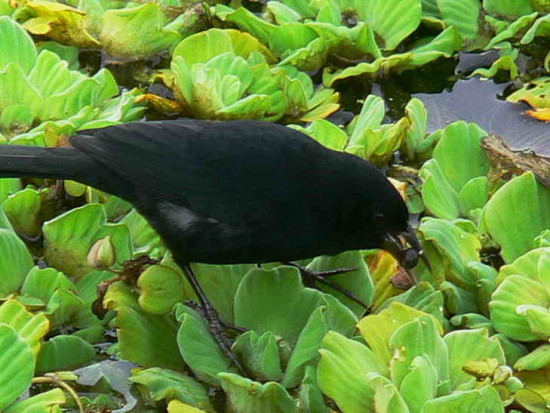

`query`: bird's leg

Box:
[284,262,370,310]
[184,300,247,333]
[179,263,245,372]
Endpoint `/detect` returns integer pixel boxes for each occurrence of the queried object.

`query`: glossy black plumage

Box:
[0,119,411,265]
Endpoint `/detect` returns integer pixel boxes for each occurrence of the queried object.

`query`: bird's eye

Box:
[373,213,388,229]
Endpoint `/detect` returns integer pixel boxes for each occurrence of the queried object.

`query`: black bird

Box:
[0,119,422,367]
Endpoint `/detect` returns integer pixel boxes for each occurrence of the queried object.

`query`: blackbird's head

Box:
[345,156,424,279]
[369,187,424,279]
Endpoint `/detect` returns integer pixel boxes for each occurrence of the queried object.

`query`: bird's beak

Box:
[382,226,425,284]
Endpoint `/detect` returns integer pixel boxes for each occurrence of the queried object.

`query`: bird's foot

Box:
[185,300,246,373]
[285,263,370,310]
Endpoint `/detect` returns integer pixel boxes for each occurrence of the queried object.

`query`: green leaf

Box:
[104,282,182,370]
[458,177,489,218]
[490,274,549,341]
[515,367,550,413]
[0,16,37,73]
[520,14,550,45]
[43,203,132,278]
[20,266,75,306]
[191,263,253,324]
[420,159,460,220]
[358,302,440,375]
[402,98,429,162]
[289,120,348,151]
[298,366,329,413]
[422,386,504,412]
[2,186,43,238]
[0,299,49,358]
[432,121,490,193]
[420,218,481,289]
[28,50,74,98]
[317,331,384,413]
[398,26,462,72]
[483,0,534,17]
[0,206,13,231]
[0,63,42,117]
[173,28,273,65]
[444,329,505,390]
[347,95,385,150]
[515,344,550,371]
[175,305,232,386]
[0,324,34,410]
[379,282,446,326]
[282,307,327,388]
[272,25,328,71]
[437,0,481,40]
[36,40,79,70]
[480,172,550,263]
[484,13,538,49]
[358,0,422,50]
[266,2,302,24]
[399,356,438,412]
[0,178,21,205]
[0,104,33,136]
[218,373,298,413]
[215,6,278,46]
[234,267,322,343]
[129,367,213,411]
[99,3,180,60]
[137,264,185,315]
[440,281,478,315]
[367,374,410,413]
[4,388,65,413]
[0,228,33,296]
[35,335,95,374]
[389,316,450,394]
[233,331,283,382]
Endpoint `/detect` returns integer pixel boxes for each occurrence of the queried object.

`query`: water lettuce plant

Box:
[5,0,199,60]
[0,2,548,412]
[0,16,144,146]
[156,28,339,121]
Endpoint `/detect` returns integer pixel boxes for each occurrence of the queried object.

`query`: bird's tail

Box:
[0,144,98,181]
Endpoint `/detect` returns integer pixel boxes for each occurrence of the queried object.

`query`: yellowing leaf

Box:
[23,1,100,48]
[168,400,208,413]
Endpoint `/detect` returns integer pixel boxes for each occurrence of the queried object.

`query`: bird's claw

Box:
[185,300,246,373]
[285,263,370,310]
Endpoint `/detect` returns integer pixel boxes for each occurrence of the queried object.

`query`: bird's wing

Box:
[70,120,329,230]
